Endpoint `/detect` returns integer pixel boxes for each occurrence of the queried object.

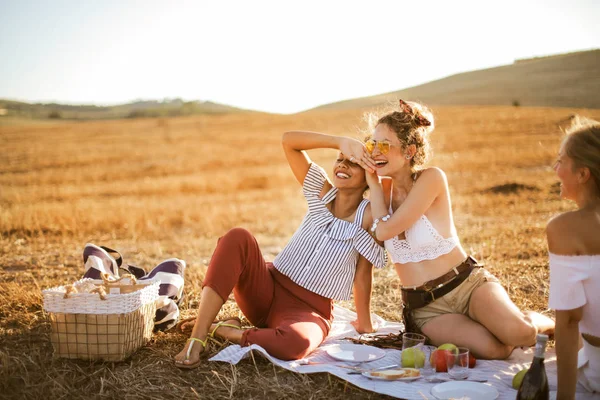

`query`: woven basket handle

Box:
[63,284,108,300]
[101,273,137,285]
[91,286,108,300]
[63,285,77,299]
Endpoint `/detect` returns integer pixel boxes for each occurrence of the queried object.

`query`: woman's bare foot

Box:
[178,316,197,332]
[524,311,556,337]
[174,337,208,368]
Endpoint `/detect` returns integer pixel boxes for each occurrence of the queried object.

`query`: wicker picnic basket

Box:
[42,275,159,362]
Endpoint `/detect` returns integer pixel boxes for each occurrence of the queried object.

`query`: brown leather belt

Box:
[401,256,482,310]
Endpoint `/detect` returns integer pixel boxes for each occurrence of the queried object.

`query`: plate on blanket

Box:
[430,381,498,400]
[326,343,386,362]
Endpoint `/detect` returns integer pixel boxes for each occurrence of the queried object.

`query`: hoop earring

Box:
[405,155,411,160]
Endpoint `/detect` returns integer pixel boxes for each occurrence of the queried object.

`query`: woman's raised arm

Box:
[282,131,375,185]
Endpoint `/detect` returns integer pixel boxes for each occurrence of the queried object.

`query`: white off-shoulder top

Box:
[548,253,600,392]
[548,253,600,337]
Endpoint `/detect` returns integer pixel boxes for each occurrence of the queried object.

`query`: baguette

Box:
[370,368,420,379]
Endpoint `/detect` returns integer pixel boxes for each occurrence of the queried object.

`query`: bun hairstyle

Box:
[563,116,600,193]
[365,99,434,171]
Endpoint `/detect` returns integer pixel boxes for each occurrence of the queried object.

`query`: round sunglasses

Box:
[365,139,401,155]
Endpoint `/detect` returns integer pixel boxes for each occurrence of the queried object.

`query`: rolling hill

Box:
[311,49,600,111]
[0,98,251,120]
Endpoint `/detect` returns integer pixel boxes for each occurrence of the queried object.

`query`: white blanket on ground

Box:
[210,306,598,400]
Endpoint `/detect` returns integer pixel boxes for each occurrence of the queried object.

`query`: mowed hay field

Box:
[2,106,600,399]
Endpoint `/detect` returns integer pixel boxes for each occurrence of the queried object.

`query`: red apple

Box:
[468,353,476,369]
[429,349,451,372]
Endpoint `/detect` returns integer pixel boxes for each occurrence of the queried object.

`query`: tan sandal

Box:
[175,337,208,369]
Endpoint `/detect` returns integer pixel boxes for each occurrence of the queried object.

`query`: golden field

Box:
[1,106,599,399]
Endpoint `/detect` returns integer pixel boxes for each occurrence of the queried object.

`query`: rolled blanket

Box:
[136,258,185,331]
[82,244,121,277]
[82,243,186,331]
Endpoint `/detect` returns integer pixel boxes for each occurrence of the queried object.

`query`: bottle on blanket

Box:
[516,334,549,400]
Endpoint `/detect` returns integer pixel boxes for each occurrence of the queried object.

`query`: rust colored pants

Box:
[202,228,333,361]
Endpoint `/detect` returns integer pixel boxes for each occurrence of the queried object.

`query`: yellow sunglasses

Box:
[365,139,400,155]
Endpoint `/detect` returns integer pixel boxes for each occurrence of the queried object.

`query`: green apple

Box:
[438,343,458,353]
[401,347,425,368]
[512,369,528,390]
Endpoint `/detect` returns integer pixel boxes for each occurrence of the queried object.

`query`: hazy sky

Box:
[0,0,598,113]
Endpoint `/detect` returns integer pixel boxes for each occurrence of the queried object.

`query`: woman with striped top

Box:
[174,131,386,368]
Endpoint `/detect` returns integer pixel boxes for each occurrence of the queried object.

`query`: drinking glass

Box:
[446,347,470,379]
[402,332,426,350]
[420,345,437,377]
[401,333,427,368]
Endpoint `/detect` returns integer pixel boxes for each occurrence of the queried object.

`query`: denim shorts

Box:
[410,267,500,331]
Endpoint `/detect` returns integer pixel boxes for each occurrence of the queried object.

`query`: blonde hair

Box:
[563,116,600,192]
[364,100,434,171]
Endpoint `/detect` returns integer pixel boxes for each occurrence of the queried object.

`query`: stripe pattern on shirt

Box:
[274,163,386,301]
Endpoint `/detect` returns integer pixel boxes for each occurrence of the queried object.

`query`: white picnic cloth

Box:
[210,306,598,400]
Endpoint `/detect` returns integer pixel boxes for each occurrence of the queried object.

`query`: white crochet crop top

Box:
[384,190,460,264]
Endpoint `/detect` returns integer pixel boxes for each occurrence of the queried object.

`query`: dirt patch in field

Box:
[483,182,541,195]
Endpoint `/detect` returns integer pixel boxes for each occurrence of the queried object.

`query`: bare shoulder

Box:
[415,167,448,196]
[546,211,583,254]
[418,167,447,185]
[547,212,568,229]
[547,211,580,235]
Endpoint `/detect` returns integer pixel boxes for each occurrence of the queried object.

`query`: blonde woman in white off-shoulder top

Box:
[547,117,600,398]
[362,100,555,360]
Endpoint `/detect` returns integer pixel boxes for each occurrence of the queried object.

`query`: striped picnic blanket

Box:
[210,306,598,400]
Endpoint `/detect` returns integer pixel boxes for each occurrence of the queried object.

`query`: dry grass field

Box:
[1,105,600,399]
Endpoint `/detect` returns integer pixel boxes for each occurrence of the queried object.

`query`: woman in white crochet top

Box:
[547,118,600,397]
[365,100,554,359]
